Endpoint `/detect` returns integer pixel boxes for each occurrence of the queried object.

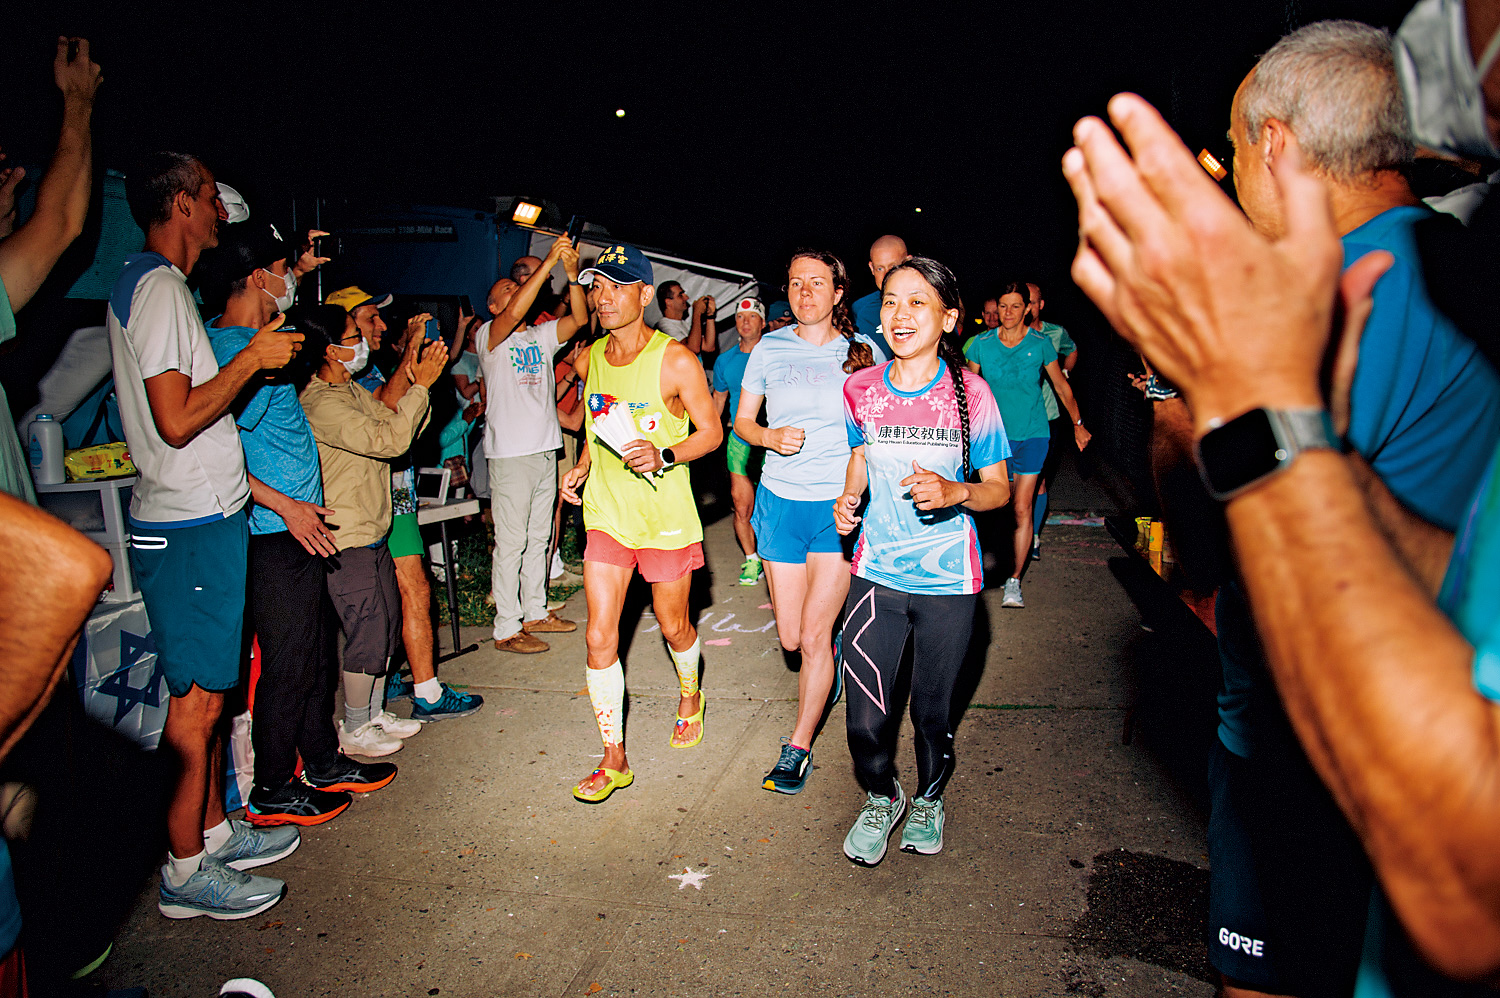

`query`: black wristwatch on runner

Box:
[660,447,676,469]
[1194,407,1341,501]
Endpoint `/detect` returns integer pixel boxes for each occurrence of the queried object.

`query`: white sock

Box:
[551,551,565,578]
[586,660,626,746]
[202,819,232,854]
[414,678,443,704]
[166,850,204,886]
[369,674,387,715]
[668,637,701,698]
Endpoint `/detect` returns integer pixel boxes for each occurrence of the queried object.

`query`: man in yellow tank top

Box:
[560,244,723,803]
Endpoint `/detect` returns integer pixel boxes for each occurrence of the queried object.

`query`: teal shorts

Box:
[726,432,763,478]
[128,510,249,697]
[388,511,423,559]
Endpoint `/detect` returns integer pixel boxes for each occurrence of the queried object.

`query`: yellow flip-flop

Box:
[572,767,633,803]
[670,693,706,749]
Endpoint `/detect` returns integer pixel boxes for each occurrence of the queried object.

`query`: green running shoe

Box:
[899,795,945,855]
[738,554,764,586]
[843,783,907,867]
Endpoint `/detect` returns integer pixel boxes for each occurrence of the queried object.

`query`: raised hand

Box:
[54,37,102,106]
[0,150,24,240]
[408,338,449,388]
[294,229,331,276]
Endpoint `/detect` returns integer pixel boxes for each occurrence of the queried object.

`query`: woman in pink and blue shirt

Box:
[833,257,1012,867]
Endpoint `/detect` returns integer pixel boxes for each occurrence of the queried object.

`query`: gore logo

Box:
[1218,927,1265,957]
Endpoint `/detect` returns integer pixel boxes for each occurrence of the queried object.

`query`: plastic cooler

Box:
[33,476,136,601]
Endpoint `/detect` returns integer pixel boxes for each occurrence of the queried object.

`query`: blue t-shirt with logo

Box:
[206,320,323,535]
[713,341,754,448]
[740,324,878,501]
[1217,205,1500,760]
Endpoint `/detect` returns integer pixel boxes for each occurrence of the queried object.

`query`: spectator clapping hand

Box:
[0,150,24,240]
[407,337,448,389]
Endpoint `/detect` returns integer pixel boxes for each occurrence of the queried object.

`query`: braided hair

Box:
[884,257,973,481]
[788,248,874,374]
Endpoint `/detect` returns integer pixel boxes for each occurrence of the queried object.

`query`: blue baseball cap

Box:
[578,243,653,286]
[767,301,793,322]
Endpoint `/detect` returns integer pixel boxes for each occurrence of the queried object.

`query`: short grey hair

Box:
[1241,20,1414,181]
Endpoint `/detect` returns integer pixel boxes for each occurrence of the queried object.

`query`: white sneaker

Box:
[1001,578,1025,608]
[370,710,422,739]
[338,719,403,758]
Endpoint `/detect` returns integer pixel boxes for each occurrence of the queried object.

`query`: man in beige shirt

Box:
[298,304,445,757]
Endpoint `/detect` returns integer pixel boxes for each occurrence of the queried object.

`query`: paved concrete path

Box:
[97,489,1219,997]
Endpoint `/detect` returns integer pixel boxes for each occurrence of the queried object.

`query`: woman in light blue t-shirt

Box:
[734,248,876,796]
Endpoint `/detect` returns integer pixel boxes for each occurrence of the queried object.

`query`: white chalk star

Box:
[668,866,711,890]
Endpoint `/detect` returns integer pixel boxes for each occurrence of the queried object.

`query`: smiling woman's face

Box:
[881,268,956,361]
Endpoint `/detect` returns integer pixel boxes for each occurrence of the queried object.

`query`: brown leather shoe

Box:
[523,612,578,634]
[495,631,549,654]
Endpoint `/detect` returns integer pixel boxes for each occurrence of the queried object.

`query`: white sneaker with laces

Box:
[338,719,403,757]
[1001,578,1025,608]
[370,710,421,738]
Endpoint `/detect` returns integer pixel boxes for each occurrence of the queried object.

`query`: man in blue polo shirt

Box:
[711,297,767,585]
[1187,24,1500,998]
[203,221,401,829]
[111,152,303,921]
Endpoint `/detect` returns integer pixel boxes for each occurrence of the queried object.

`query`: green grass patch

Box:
[432,516,585,627]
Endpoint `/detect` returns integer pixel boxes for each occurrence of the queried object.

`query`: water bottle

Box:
[28,415,64,485]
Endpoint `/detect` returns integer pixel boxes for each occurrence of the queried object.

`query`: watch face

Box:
[1197,409,1284,498]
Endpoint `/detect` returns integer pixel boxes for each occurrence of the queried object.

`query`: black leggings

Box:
[842,575,977,800]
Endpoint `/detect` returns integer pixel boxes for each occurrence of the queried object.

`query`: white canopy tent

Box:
[525,229,759,353]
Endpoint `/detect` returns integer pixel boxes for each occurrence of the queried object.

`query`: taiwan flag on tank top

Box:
[843,362,1011,596]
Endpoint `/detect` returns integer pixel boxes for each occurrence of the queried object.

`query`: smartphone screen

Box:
[424,317,442,342]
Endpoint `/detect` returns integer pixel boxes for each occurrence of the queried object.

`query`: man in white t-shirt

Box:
[481,234,591,653]
[112,151,304,920]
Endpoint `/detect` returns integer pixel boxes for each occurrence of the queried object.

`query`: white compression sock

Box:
[166,850,204,887]
[414,677,442,704]
[202,819,232,854]
[586,660,626,746]
[668,637,701,698]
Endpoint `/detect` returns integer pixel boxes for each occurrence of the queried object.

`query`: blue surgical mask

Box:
[1396,0,1500,158]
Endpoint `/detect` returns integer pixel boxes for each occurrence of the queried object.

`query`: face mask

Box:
[1396,0,1500,158]
[260,268,296,313]
[217,183,249,223]
[338,336,369,375]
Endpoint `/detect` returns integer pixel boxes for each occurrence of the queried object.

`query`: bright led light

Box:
[615,109,626,118]
[512,201,542,225]
[914,207,922,213]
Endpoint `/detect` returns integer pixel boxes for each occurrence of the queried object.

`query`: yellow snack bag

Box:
[64,443,135,481]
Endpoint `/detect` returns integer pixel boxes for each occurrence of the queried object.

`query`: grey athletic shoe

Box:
[843,783,907,867]
[206,818,300,870]
[157,858,285,920]
[899,796,945,855]
[1001,578,1024,608]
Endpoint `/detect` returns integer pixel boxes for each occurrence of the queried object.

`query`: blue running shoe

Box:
[762,737,812,794]
[157,858,285,920]
[385,671,413,703]
[207,818,301,868]
[410,683,484,722]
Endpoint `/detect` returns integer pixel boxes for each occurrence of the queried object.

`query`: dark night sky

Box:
[0,2,1419,321]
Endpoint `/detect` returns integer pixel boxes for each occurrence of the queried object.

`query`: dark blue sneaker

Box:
[410,683,484,722]
[385,671,413,702]
[762,737,812,794]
